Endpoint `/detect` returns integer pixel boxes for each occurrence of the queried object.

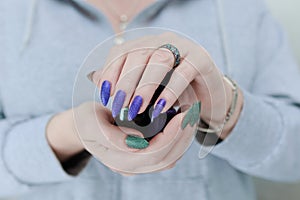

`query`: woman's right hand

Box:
[46,98,196,175]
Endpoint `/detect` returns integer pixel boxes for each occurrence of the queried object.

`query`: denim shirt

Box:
[1,0,300,199]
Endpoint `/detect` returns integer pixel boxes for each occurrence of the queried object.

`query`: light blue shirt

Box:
[1,0,300,199]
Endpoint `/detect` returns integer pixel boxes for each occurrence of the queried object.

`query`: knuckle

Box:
[136,83,157,95]
[151,49,174,66]
[163,89,178,104]
[118,76,135,87]
[176,67,195,82]
[128,49,150,59]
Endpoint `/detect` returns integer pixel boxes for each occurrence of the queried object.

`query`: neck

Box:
[86,0,156,33]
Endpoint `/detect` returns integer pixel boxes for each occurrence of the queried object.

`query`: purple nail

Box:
[166,107,176,115]
[100,80,111,106]
[151,99,166,120]
[128,96,143,121]
[112,90,126,118]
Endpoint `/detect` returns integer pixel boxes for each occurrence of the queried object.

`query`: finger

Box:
[143,112,186,153]
[92,111,194,174]
[176,83,200,112]
[162,125,197,168]
[113,48,153,109]
[131,48,175,114]
[154,57,199,113]
[123,113,195,173]
[102,125,145,153]
[97,47,127,89]
[76,102,141,152]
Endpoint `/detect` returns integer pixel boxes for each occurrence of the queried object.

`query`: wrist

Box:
[219,87,244,139]
[46,109,84,162]
[198,76,244,140]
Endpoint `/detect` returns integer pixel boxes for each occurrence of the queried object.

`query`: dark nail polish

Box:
[166,108,177,115]
[126,135,149,149]
[100,80,111,106]
[128,96,143,121]
[151,99,166,120]
[112,90,126,118]
[87,71,96,82]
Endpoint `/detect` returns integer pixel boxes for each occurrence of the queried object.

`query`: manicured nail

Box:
[191,102,201,126]
[112,90,126,118]
[128,96,143,121]
[100,80,111,106]
[167,107,176,114]
[126,135,149,149]
[151,99,166,120]
[119,107,129,121]
[181,102,202,129]
[181,106,193,129]
[86,71,96,82]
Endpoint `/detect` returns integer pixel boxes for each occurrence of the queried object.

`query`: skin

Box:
[46,0,244,175]
[87,0,155,33]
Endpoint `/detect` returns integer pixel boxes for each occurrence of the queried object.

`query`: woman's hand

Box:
[92,32,243,139]
[46,91,197,175]
[46,32,244,175]
[74,101,197,175]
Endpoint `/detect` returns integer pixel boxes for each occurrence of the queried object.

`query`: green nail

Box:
[181,105,193,129]
[191,102,201,126]
[119,107,129,121]
[126,135,149,149]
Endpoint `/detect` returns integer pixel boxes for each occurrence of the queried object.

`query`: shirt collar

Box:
[70,0,171,23]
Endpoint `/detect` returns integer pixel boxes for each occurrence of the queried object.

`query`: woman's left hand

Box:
[92,32,243,139]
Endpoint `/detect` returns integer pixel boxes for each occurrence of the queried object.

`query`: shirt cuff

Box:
[3,114,75,184]
[209,89,283,167]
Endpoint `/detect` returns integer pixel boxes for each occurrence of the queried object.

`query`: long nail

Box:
[181,105,194,130]
[151,99,166,120]
[191,102,201,126]
[128,96,143,121]
[126,135,149,149]
[87,71,95,82]
[119,107,129,121]
[166,107,177,115]
[112,90,126,118]
[100,80,111,106]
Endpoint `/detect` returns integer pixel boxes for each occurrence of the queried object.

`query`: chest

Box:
[1,0,257,117]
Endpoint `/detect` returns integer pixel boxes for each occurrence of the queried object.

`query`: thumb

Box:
[87,69,104,87]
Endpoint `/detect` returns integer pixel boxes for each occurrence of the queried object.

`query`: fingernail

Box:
[151,99,166,120]
[87,71,96,82]
[112,90,126,118]
[166,107,177,115]
[181,105,193,130]
[191,102,201,126]
[128,96,143,121]
[126,135,149,149]
[119,107,129,121]
[100,80,111,106]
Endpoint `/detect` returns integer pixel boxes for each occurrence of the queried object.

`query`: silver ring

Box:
[160,44,181,68]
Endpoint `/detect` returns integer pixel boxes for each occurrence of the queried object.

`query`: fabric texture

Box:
[1,0,300,199]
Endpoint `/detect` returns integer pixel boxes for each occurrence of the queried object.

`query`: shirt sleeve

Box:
[0,113,75,196]
[0,3,73,197]
[210,5,300,182]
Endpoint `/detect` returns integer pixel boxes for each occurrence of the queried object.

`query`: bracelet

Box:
[197,75,239,134]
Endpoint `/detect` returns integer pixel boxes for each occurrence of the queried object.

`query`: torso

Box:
[86,0,156,33]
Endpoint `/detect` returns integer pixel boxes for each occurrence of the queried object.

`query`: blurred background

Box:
[254,0,300,199]
[1,0,300,199]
